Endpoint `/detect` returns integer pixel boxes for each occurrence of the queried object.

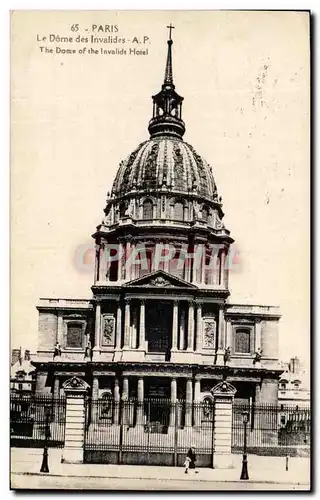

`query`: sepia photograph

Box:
[10,10,310,491]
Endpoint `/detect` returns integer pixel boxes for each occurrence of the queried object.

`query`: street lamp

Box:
[240,410,249,480]
[40,406,51,473]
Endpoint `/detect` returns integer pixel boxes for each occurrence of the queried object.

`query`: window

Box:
[202,205,209,221]
[234,327,251,354]
[173,201,184,221]
[66,323,83,348]
[280,382,286,391]
[142,199,153,220]
[119,202,126,218]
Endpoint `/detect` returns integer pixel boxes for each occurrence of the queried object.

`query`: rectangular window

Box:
[66,323,83,348]
[234,327,251,353]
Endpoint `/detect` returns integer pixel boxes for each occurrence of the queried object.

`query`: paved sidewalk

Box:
[10,448,310,488]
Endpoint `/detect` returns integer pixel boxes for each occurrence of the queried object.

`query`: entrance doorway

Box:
[146,301,172,356]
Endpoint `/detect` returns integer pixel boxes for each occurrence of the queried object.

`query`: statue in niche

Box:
[203,319,216,348]
[125,199,135,218]
[193,203,202,220]
[84,339,92,360]
[203,397,213,420]
[53,342,61,359]
[103,317,115,345]
[253,348,263,364]
[224,346,231,365]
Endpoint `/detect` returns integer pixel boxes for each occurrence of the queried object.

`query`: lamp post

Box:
[240,410,249,480]
[40,406,50,473]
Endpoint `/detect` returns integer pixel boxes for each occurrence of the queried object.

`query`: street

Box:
[11,473,309,491]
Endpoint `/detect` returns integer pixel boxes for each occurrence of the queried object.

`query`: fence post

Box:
[212,381,237,469]
[61,376,89,464]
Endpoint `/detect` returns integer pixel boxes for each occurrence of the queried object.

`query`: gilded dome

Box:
[111,137,218,202]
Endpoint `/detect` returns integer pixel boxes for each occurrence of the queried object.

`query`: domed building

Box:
[33,31,283,463]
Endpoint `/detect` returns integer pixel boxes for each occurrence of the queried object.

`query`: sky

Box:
[10,10,310,368]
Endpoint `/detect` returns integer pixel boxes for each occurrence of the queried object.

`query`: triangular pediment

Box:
[125,270,198,289]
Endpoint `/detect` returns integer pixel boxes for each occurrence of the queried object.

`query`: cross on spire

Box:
[167,23,175,41]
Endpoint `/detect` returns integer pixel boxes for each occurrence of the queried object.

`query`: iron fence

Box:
[232,403,311,451]
[10,394,66,447]
[84,398,215,466]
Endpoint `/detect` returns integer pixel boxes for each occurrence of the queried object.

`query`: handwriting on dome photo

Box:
[10,10,311,492]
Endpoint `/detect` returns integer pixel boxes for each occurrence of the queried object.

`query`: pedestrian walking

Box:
[184,446,198,474]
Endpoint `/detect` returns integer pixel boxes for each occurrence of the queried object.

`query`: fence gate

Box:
[84,398,215,466]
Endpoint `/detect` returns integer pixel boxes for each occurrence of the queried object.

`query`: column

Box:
[185,378,193,427]
[104,244,110,282]
[164,242,170,273]
[139,300,146,350]
[191,243,198,283]
[212,381,237,469]
[195,303,203,352]
[187,302,195,352]
[91,376,99,423]
[117,242,123,282]
[194,379,201,427]
[171,301,178,351]
[219,249,226,286]
[169,378,177,426]
[130,242,136,280]
[62,377,89,464]
[57,314,64,346]
[125,241,131,280]
[136,377,144,425]
[123,300,131,349]
[93,303,101,351]
[255,383,261,404]
[179,309,186,351]
[113,378,120,425]
[216,307,225,364]
[201,244,206,283]
[121,376,129,425]
[115,302,122,349]
[131,308,138,349]
[225,320,232,350]
[255,321,261,351]
[53,376,60,421]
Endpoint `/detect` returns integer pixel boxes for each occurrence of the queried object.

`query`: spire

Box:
[164,24,174,86]
[148,25,185,139]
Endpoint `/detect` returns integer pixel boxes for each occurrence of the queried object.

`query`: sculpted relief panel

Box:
[102,315,115,347]
[203,318,216,349]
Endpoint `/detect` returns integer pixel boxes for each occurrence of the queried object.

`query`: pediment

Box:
[125,270,198,289]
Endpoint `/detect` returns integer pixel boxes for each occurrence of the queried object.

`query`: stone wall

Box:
[261,320,279,359]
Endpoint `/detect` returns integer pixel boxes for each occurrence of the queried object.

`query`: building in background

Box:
[31,32,283,427]
[10,348,36,394]
[278,356,310,408]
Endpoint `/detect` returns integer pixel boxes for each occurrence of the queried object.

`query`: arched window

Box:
[202,205,210,221]
[234,327,251,354]
[142,199,153,220]
[119,202,126,218]
[173,201,184,221]
[66,322,83,348]
[99,392,113,422]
